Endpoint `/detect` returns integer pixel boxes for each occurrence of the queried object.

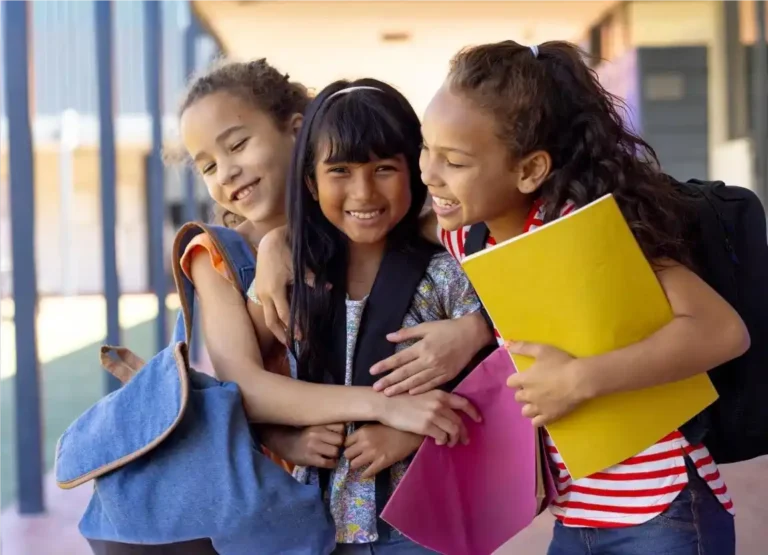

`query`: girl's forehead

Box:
[423,87,498,151]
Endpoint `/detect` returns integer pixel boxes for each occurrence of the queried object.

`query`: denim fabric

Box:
[331,533,438,555]
[55,225,336,555]
[546,458,735,555]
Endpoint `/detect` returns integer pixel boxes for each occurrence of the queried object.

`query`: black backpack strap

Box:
[462,224,496,335]
[464,223,490,257]
[352,239,438,540]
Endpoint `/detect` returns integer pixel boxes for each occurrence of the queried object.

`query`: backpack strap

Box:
[462,224,497,333]
[171,223,258,348]
[464,223,490,256]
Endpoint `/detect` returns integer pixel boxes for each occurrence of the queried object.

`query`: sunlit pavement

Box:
[1,296,766,554]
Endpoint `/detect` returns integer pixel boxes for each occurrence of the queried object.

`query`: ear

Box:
[516,150,551,194]
[288,113,304,140]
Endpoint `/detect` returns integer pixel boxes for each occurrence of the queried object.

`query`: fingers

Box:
[317,429,345,448]
[380,363,434,396]
[343,441,365,462]
[273,295,291,338]
[409,376,449,396]
[431,413,462,447]
[385,323,430,344]
[505,340,562,359]
[446,393,482,423]
[421,423,449,446]
[370,348,419,379]
[514,389,529,403]
[263,299,288,346]
[361,455,389,479]
[506,373,526,390]
[521,403,539,419]
[325,423,346,435]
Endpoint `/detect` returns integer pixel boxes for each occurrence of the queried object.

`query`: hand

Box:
[505,341,588,427]
[253,226,294,345]
[380,390,481,447]
[370,313,493,396]
[344,425,423,479]
[265,424,346,468]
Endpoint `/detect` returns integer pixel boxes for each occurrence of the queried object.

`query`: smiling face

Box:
[313,150,412,248]
[419,83,530,233]
[180,91,300,225]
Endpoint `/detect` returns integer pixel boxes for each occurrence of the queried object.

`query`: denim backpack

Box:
[54,222,336,555]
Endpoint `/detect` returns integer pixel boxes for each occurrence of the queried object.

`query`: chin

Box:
[435,213,465,232]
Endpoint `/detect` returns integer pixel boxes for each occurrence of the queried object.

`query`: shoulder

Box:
[422,250,472,291]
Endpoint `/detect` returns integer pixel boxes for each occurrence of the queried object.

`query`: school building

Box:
[1,2,766,554]
[1,0,766,299]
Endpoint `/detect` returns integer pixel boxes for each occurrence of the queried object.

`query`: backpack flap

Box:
[55,342,191,489]
[55,224,256,490]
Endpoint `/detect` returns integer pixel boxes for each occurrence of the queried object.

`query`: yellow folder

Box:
[461,194,718,480]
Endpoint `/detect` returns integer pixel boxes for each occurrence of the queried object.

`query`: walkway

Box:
[1,296,766,553]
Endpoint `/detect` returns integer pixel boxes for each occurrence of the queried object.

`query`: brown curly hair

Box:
[448,40,693,265]
[180,58,311,228]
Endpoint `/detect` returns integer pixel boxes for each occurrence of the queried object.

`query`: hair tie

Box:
[326,85,384,101]
[530,45,539,58]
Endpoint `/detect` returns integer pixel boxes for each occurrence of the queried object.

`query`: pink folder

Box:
[381,347,555,555]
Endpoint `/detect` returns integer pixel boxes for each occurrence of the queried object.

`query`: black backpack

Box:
[464,179,768,465]
[673,178,768,464]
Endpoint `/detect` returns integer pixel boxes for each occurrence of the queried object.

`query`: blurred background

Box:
[1,1,766,553]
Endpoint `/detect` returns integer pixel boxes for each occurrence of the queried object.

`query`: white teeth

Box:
[234,185,253,201]
[433,196,459,208]
[348,210,383,220]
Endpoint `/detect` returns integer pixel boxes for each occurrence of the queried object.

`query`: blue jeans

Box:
[547,459,735,555]
[332,533,438,555]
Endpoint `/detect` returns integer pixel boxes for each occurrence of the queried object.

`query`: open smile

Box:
[230,180,260,202]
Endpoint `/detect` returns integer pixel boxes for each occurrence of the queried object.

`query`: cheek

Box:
[315,183,345,220]
[203,177,225,204]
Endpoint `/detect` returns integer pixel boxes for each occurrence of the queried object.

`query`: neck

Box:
[241,213,287,248]
[485,201,535,243]
[346,239,387,300]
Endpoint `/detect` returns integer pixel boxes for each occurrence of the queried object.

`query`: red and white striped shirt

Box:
[438,201,734,528]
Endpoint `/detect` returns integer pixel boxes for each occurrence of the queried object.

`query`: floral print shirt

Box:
[293,251,482,544]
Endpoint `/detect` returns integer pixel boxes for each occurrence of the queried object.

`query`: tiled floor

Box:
[3,456,766,554]
[3,343,766,554]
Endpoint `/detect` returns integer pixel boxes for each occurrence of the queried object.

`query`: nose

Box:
[348,171,376,201]
[216,160,242,188]
[419,150,442,189]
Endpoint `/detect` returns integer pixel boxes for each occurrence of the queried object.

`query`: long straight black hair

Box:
[286,78,427,383]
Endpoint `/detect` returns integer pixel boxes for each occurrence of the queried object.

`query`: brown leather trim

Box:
[172,222,203,346]
[100,346,146,385]
[56,343,191,490]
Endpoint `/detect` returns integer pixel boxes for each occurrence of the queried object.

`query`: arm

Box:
[506,261,751,426]
[573,261,750,399]
[191,251,480,441]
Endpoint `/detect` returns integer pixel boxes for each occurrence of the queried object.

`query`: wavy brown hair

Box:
[448,40,694,265]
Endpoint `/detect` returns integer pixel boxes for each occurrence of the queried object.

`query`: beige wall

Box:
[195,0,615,118]
[0,147,150,296]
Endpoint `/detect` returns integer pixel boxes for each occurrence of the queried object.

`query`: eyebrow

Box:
[422,139,474,157]
[192,125,247,163]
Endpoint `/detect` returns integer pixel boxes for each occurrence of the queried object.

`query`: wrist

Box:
[367,389,390,425]
[568,358,599,403]
[466,311,494,350]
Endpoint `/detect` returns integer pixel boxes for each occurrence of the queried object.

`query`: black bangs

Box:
[311,92,414,165]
